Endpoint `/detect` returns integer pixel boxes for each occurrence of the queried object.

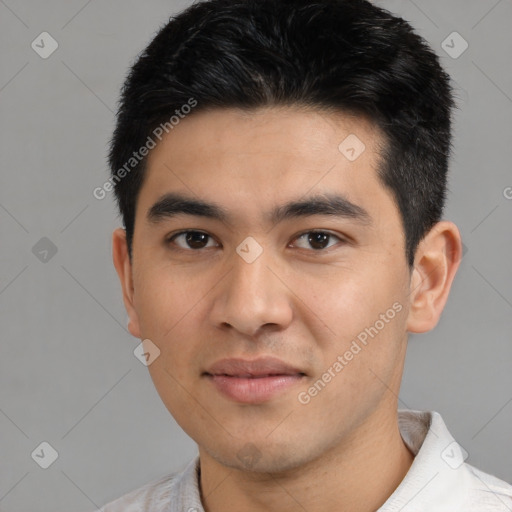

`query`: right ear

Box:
[112,228,141,339]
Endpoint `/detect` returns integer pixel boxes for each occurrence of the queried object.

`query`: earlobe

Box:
[406,221,462,334]
[112,228,142,339]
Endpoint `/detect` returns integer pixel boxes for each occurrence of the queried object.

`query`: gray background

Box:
[1,0,511,510]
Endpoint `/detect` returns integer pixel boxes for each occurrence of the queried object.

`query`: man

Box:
[102,0,512,510]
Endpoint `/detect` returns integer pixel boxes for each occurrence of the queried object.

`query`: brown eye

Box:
[168,231,218,250]
[293,231,343,251]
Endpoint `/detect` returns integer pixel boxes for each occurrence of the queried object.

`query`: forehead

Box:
[147,106,384,165]
[138,106,392,227]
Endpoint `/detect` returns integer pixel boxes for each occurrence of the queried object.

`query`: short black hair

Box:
[108,0,455,267]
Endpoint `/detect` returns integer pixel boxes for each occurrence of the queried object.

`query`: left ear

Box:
[406,221,462,333]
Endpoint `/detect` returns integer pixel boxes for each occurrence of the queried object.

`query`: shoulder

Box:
[463,463,512,511]
[98,472,179,512]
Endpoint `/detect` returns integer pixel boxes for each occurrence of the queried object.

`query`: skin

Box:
[112,106,462,512]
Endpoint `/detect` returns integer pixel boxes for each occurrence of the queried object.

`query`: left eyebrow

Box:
[146,191,372,227]
[270,193,372,226]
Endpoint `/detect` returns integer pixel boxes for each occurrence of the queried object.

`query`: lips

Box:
[204,357,306,403]
[204,356,305,378]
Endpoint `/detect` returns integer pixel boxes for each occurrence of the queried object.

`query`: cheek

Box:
[294,266,383,333]
[136,271,204,415]
[131,269,208,384]
[301,304,407,427]
[298,263,407,372]
[133,264,200,335]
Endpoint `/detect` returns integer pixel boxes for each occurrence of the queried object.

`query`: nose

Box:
[210,244,293,337]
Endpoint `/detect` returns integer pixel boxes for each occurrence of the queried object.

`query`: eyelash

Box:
[165,230,346,253]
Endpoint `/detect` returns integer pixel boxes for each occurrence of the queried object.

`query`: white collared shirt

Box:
[98,410,512,511]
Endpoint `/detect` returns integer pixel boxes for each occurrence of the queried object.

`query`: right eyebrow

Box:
[147,193,230,224]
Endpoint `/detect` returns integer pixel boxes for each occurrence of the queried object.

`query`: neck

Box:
[198,408,415,512]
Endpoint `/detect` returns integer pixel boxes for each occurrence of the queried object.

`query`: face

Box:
[117,106,415,473]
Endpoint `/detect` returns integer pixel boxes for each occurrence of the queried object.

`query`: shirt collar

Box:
[379,409,471,511]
